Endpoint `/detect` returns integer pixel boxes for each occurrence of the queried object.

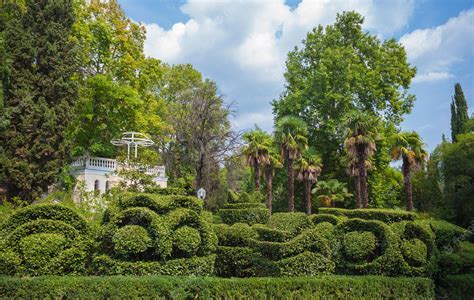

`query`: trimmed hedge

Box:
[218,207,269,225]
[267,212,313,235]
[419,219,468,250]
[215,246,276,277]
[320,207,417,223]
[438,273,474,299]
[0,204,91,276]
[334,219,400,275]
[0,275,434,299]
[310,213,345,226]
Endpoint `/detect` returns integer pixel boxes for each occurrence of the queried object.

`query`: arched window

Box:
[105,181,111,192]
[94,180,100,193]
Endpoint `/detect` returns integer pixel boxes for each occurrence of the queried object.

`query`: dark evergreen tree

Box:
[450,83,469,142]
[0,0,79,201]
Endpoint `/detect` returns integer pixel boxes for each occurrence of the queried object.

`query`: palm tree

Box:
[389,131,427,211]
[263,145,283,214]
[343,112,378,208]
[295,148,322,215]
[345,157,361,208]
[275,116,308,212]
[312,179,352,207]
[242,127,272,192]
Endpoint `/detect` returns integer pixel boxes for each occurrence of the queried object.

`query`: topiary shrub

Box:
[320,208,417,223]
[277,251,335,276]
[218,191,268,225]
[0,204,91,276]
[252,224,293,242]
[342,231,377,262]
[419,220,468,251]
[215,246,276,277]
[310,214,345,226]
[267,212,313,235]
[391,221,437,276]
[214,223,257,247]
[93,193,217,276]
[113,225,152,257]
[334,219,400,275]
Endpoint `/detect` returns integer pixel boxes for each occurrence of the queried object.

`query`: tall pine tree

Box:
[0,0,79,201]
[450,83,469,142]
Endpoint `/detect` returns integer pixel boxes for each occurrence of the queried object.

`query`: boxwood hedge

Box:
[320,207,417,223]
[0,275,435,299]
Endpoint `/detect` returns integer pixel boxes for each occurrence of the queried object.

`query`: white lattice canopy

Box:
[111,132,154,160]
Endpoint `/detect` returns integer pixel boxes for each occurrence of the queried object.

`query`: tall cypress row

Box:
[450,83,469,142]
[0,0,79,201]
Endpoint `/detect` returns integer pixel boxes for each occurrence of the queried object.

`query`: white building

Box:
[70,156,167,194]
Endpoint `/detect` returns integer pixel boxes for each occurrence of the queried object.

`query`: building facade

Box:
[70,156,167,194]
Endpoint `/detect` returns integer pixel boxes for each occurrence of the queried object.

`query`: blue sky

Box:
[119,0,474,151]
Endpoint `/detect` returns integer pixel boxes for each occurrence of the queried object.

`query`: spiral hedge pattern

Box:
[0,204,91,276]
[0,191,469,278]
[93,193,217,276]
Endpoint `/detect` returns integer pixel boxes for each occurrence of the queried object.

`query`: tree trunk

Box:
[402,157,413,211]
[305,180,312,215]
[355,176,361,208]
[254,162,261,192]
[287,155,294,212]
[266,168,273,215]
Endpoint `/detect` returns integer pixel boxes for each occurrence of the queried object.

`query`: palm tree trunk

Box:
[287,156,294,212]
[266,168,273,215]
[305,180,311,215]
[361,174,368,208]
[254,163,261,192]
[402,157,413,211]
[355,176,361,208]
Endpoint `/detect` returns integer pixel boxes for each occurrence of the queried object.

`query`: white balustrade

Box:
[71,156,166,177]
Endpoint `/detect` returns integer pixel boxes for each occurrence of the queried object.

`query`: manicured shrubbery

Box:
[218,191,269,225]
[267,212,313,235]
[0,275,435,299]
[310,213,345,226]
[0,204,91,276]
[320,207,417,223]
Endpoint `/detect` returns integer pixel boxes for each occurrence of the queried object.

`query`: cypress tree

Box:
[0,0,79,201]
[450,83,469,142]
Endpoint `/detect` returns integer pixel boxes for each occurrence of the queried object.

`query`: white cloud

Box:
[400,9,474,82]
[143,0,416,131]
[412,72,454,83]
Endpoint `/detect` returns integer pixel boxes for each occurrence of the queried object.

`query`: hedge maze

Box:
[0,190,472,293]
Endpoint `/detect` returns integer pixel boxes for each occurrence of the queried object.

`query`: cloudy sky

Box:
[118,0,474,151]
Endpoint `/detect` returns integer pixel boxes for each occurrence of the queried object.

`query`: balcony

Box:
[71,156,117,172]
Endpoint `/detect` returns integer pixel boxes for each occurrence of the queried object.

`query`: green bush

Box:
[92,254,216,276]
[215,246,276,277]
[334,219,400,275]
[277,251,335,276]
[438,273,474,299]
[310,214,345,226]
[437,242,474,276]
[144,186,186,196]
[118,193,203,214]
[267,212,313,235]
[214,223,257,246]
[0,275,435,299]
[342,231,377,262]
[219,207,269,225]
[392,221,436,276]
[423,220,468,251]
[253,224,293,242]
[0,204,90,276]
[113,225,151,256]
[320,207,417,223]
[173,226,202,256]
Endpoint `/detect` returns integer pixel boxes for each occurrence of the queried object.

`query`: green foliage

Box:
[312,179,351,207]
[342,231,377,262]
[0,275,435,299]
[0,0,80,201]
[94,192,217,275]
[310,214,345,226]
[215,246,275,277]
[214,223,257,247]
[450,83,470,142]
[219,208,269,225]
[253,224,293,242]
[92,254,216,276]
[273,11,416,188]
[277,252,335,276]
[401,239,427,267]
[267,212,313,235]
[437,242,474,276]
[419,219,468,250]
[438,273,474,299]
[334,219,400,275]
[320,207,417,223]
[0,204,90,276]
[113,225,151,256]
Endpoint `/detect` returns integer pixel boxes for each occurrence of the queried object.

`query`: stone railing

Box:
[71,156,117,172]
